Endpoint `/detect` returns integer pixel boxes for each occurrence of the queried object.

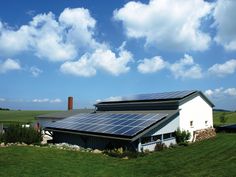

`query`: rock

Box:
[122,156,129,160]
[0,142,5,147]
[93,149,102,154]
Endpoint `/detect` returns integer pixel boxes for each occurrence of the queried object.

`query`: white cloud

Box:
[208,59,236,77]
[169,54,203,79]
[60,54,96,77]
[96,96,123,103]
[50,98,62,103]
[32,98,62,103]
[104,96,122,102]
[205,87,236,110]
[60,43,133,77]
[30,66,43,77]
[213,0,236,51]
[0,98,6,102]
[114,0,212,51]
[137,56,167,73]
[32,98,49,103]
[0,58,21,73]
[137,54,203,79]
[224,88,236,96]
[0,8,101,62]
[204,87,236,98]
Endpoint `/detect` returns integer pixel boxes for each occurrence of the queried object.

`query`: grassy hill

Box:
[0,133,235,177]
[0,110,60,123]
[213,111,236,126]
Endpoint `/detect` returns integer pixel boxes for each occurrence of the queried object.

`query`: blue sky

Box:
[0,0,236,110]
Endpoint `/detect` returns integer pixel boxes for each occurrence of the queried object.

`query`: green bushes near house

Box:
[175,128,191,145]
[1,124,42,145]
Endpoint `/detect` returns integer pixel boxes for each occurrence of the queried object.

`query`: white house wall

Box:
[152,116,179,136]
[139,115,179,152]
[179,95,213,141]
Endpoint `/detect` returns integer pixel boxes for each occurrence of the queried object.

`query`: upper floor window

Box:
[190,121,193,127]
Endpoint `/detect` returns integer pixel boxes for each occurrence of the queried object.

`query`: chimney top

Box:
[68,96,73,111]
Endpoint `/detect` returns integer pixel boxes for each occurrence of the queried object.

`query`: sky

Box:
[0,0,235,110]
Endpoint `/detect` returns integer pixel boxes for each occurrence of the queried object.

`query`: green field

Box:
[213,111,236,126]
[0,133,235,177]
[0,110,59,123]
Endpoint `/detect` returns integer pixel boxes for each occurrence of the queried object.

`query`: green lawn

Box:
[0,133,235,177]
[213,111,236,126]
[0,110,59,123]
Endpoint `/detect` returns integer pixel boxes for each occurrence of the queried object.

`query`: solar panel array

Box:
[100,90,196,103]
[45,113,167,137]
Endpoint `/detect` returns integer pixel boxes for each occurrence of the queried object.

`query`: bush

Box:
[219,113,228,124]
[0,133,4,143]
[154,143,165,151]
[3,123,42,144]
[103,147,145,158]
[175,128,191,144]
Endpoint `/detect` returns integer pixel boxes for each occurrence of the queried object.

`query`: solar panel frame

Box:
[98,90,196,103]
[45,112,168,137]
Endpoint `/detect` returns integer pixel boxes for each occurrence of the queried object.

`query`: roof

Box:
[44,110,179,141]
[95,90,214,111]
[36,109,95,119]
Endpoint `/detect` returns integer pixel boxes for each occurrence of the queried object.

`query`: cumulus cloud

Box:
[213,0,236,51]
[114,0,212,51]
[30,66,43,77]
[60,43,133,77]
[137,56,167,73]
[208,59,236,77]
[32,98,62,103]
[205,87,236,98]
[0,58,21,73]
[169,54,203,79]
[0,8,101,62]
[137,54,203,79]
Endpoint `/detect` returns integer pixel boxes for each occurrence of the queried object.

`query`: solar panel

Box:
[45,113,168,137]
[100,90,196,103]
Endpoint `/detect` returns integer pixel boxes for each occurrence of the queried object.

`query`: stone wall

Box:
[193,128,216,142]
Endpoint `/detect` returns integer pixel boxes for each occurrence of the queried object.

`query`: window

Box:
[163,133,174,140]
[190,121,193,127]
[141,136,151,144]
[153,135,162,141]
[205,120,208,126]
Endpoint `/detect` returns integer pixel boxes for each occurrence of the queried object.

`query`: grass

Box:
[0,133,235,177]
[213,111,236,126]
[0,110,59,123]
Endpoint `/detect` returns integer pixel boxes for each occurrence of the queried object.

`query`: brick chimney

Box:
[68,96,73,110]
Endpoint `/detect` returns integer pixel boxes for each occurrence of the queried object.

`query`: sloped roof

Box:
[44,110,179,141]
[95,90,214,111]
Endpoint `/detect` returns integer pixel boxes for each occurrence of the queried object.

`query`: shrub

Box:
[175,128,191,144]
[0,133,4,143]
[219,113,227,124]
[154,143,165,151]
[3,123,42,144]
[103,147,144,158]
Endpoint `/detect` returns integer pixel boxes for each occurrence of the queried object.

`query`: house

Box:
[44,90,215,152]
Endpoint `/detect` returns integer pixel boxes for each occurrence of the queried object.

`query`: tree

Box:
[219,113,227,124]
